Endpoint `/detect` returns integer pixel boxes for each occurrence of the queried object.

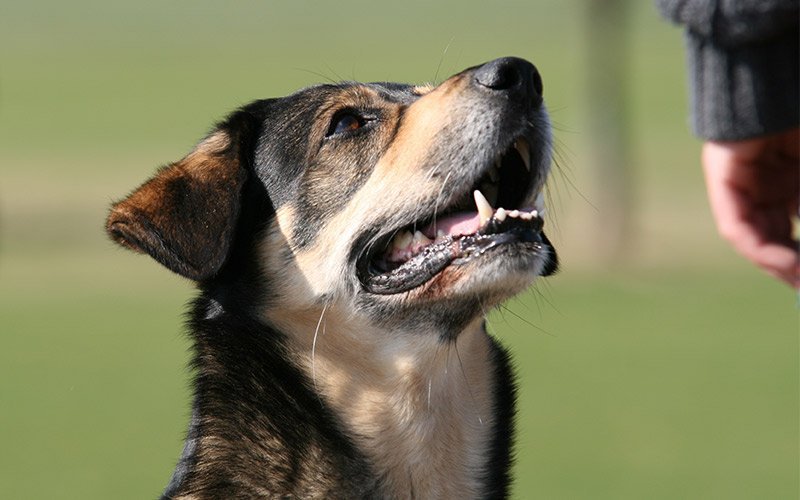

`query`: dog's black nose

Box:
[474,57,542,103]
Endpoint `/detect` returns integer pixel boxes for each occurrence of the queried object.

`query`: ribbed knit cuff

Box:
[686,26,799,141]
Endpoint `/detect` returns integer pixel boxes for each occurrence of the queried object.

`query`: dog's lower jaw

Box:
[429,248,547,303]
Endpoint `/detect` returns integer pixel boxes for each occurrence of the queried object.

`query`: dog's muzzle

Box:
[357,58,556,295]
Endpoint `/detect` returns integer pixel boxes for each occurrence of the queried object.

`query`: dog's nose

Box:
[474,57,542,103]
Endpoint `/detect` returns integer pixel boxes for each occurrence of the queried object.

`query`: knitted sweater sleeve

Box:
[655,0,799,140]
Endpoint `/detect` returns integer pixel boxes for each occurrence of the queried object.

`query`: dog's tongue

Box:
[423,211,481,238]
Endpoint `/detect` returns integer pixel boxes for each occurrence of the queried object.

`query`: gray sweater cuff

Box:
[685,24,799,141]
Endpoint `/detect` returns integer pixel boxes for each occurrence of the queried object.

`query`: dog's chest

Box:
[357,387,494,499]
[293,323,498,499]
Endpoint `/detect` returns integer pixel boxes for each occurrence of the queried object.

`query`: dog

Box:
[106,56,557,499]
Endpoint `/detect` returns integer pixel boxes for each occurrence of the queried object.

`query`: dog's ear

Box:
[106,130,248,281]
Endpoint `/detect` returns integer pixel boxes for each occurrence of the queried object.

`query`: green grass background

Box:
[1,1,797,498]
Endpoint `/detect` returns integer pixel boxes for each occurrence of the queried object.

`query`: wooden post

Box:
[585,0,634,263]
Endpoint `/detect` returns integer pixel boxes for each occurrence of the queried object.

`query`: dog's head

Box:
[107,57,557,334]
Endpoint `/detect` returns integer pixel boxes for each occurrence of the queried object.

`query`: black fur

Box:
[483,331,518,499]
[161,297,381,498]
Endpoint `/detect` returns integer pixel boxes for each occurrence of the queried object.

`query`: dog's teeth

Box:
[520,212,533,221]
[508,210,520,218]
[393,230,413,250]
[473,190,494,226]
[530,209,539,218]
[495,207,507,222]
[514,138,531,171]
[412,230,432,246]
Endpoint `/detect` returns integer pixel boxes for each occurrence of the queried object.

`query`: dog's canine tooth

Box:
[473,190,494,226]
[495,207,507,222]
[412,230,433,247]
[514,138,531,171]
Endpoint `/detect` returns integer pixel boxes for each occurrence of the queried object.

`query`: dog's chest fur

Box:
[277,310,503,498]
[163,298,514,499]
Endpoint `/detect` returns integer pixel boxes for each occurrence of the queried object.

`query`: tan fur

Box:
[267,303,496,499]
[412,83,435,95]
[262,75,477,305]
[262,213,499,498]
[377,76,465,170]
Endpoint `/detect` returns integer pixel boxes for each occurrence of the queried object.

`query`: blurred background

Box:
[1,1,797,498]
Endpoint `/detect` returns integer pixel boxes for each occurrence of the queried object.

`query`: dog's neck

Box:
[165,297,513,499]
[272,305,500,499]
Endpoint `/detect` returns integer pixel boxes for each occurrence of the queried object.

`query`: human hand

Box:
[702,128,800,288]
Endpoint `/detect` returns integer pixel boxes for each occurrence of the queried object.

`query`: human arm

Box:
[655,0,799,140]
[656,0,799,287]
[702,129,799,287]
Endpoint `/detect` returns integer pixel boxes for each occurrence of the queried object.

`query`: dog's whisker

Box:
[431,170,454,234]
[427,340,451,414]
[311,302,330,402]
[476,293,491,318]
[443,342,451,377]
[497,303,555,337]
[427,379,432,412]
[528,285,545,321]
[433,36,456,85]
[547,138,593,213]
[416,155,448,201]
[292,67,339,85]
[529,276,561,316]
[323,63,347,83]
[453,342,483,426]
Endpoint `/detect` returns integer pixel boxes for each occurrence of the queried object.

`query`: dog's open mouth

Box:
[358,137,547,295]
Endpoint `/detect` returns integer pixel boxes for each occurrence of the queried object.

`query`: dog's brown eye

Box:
[327,111,365,137]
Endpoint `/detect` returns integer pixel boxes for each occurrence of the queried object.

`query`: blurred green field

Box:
[1,1,797,499]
